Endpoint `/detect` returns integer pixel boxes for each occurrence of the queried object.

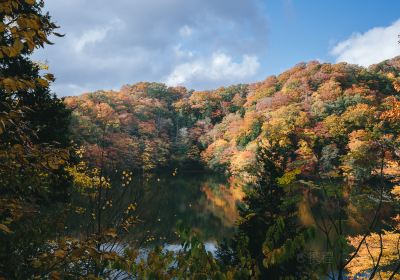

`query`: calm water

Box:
[66,171,397,280]
[127,172,243,247]
[69,173,391,246]
[68,171,244,248]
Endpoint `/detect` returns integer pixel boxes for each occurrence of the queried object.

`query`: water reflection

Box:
[119,172,242,247]
[201,178,245,226]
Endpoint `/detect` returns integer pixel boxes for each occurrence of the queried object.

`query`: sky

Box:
[34,0,400,97]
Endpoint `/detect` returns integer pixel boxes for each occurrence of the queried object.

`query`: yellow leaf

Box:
[105,228,118,238]
[50,271,61,280]
[47,159,60,170]
[25,0,36,6]
[32,259,42,268]
[13,40,24,54]
[2,78,17,92]
[54,249,66,258]
[44,73,55,81]
[0,223,13,234]
[36,78,49,88]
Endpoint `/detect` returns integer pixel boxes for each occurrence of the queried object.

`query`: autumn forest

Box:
[1,1,400,279]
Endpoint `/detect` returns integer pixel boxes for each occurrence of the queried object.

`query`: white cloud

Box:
[165,52,260,87]
[34,0,268,96]
[173,44,194,58]
[179,25,193,37]
[73,28,109,53]
[73,19,122,53]
[331,19,400,66]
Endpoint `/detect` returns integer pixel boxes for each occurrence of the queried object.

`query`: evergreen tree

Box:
[0,1,71,278]
[0,0,69,147]
[220,144,315,279]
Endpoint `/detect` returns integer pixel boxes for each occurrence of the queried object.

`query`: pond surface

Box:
[66,170,397,279]
[68,169,395,257]
[68,171,244,249]
[127,172,244,247]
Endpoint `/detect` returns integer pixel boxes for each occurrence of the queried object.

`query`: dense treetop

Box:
[67,57,400,183]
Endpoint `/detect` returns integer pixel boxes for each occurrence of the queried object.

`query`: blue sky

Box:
[34,0,400,96]
[263,0,400,75]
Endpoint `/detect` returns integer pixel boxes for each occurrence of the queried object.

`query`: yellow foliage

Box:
[392,185,400,200]
[66,161,110,190]
[277,169,301,185]
[342,104,374,127]
[230,150,256,182]
[323,115,346,138]
[347,231,400,278]
[0,223,13,234]
[347,130,369,152]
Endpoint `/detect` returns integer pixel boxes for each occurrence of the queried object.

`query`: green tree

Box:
[220,144,315,279]
[0,1,71,278]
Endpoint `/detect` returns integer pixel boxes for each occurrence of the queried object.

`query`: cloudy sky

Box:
[34,0,400,96]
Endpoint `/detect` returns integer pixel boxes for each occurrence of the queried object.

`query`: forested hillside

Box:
[65,82,248,172]
[67,58,400,183]
[61,59,400,278]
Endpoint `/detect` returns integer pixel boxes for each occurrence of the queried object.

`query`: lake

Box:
[127,172,244,247]
[68,171,244,249]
